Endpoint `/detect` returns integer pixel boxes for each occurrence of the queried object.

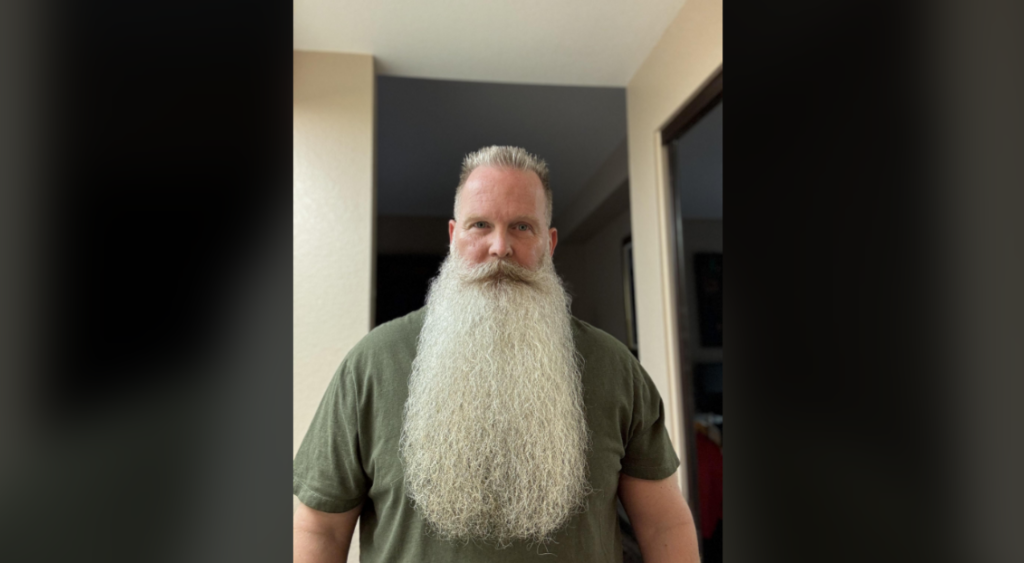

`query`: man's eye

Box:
[473,221,487,228]
[516,224,530,231]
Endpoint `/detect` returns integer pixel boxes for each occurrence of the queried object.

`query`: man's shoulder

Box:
[345,307,426,365]
[571,317,639,365]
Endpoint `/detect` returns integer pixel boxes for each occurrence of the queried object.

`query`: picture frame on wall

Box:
[622,236,639,355]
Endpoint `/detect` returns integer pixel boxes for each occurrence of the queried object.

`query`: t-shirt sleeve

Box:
[293,359,370,513]
[621,361,681,480]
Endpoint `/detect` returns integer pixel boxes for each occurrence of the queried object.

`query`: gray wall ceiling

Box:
[376,76,627,220]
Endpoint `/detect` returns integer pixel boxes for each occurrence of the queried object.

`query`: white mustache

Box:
[458,258,537,285]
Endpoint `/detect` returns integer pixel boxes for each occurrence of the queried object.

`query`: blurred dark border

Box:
[1,0,293,561]
[726,1,1024,562]
[2,1,1022,562]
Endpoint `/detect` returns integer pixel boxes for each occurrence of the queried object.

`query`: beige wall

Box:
[293,50,375,561]
[293,50,375,466]
[626,0,722,498]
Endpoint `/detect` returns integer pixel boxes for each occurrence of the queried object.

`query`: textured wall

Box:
[293,51,375,458]
[626,0,722,498]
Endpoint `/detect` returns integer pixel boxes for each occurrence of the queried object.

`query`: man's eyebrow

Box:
[461,215,539,225]
[509,215,539,224]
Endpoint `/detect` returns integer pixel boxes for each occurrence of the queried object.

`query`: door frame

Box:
[657,65,722,543]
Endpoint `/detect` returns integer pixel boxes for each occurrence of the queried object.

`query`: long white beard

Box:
[399,250,592,547]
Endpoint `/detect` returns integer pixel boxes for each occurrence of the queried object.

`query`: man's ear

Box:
[449,219,456,244]
[549,227,558,256]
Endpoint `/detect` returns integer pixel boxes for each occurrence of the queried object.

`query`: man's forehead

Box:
[464,165,543,189]
[460,167,544,207]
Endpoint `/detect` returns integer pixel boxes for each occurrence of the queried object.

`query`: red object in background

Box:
[696,431,723,539]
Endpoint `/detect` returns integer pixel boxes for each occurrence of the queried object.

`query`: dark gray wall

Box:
[376,76,627,221]
[671,100,723,219]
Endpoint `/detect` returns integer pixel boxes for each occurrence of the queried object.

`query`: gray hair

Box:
[453,146,553,226]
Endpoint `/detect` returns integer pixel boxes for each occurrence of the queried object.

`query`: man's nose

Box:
[489,231,512,258]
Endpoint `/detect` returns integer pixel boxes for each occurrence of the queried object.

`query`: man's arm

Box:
[293,501,361,563]
[617,471,700,563]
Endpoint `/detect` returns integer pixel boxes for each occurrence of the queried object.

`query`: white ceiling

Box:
[294,0,689,86]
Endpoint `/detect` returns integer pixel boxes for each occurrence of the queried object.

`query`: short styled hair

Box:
[453,146,553,226]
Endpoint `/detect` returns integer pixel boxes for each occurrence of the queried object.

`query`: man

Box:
[294,146,699,562]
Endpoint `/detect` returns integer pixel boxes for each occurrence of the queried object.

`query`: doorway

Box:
[664,69,723,563]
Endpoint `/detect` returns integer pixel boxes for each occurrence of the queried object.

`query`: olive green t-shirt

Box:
[293,308,679,562]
